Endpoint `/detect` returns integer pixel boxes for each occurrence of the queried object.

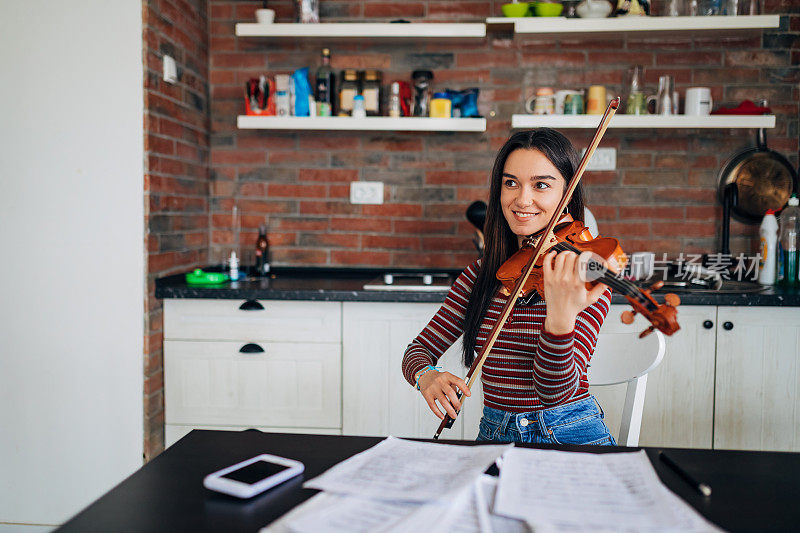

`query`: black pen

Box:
[659,451,712,497]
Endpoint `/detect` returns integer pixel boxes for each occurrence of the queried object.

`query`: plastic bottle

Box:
[229,251,240,281]
[778,195,799,288]
[758,209,778,285]
[255,224,270,277]
[351,95,366,118]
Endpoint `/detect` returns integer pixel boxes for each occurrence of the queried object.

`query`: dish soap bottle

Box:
[779,195,799,288]
[758,209,778,285]
[255,224,271,277]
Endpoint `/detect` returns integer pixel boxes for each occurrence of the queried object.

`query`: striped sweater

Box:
[402,260,612,412]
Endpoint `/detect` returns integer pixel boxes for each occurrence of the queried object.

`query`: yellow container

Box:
[430,94,452,118]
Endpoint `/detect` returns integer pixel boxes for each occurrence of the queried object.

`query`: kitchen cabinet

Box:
[163,299,342,447]
[342,302,472,440]
[714,306,800,452]
[591,305,716,449]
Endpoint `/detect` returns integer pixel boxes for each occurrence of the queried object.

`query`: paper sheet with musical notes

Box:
[494,448,722,532]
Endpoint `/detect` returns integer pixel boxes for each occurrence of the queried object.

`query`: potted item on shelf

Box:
[255,1,275,24]
[531,1,565,16]
[576,0,615,17]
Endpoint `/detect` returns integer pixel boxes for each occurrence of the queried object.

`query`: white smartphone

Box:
[203,454,304,499]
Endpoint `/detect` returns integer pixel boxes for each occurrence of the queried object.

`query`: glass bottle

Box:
[255,224,270,277]
[362,70,382,116]
[388,82,401,118]
[338,69,359,116]
[315,48,335,117]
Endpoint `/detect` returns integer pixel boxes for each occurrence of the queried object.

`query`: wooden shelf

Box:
[486,15,780,36]
[511,114,776,129]
[235,22,486,39]
[237,116,487,132]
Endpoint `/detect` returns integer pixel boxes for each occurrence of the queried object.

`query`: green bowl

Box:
[532,1,564,16]
[502,2,531,17]
[185,269,230,285]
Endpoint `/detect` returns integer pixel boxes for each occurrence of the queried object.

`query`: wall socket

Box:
[582,147,617,171]
[350,181,384,204]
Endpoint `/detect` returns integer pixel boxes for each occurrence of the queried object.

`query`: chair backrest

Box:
[587,330,666,447]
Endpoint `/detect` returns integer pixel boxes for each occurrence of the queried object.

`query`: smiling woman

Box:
[401,129,616,447]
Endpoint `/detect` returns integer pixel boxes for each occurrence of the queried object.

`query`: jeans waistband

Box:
[481,396,602,434]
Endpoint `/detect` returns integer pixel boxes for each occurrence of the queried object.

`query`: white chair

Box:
[588,329,666,447]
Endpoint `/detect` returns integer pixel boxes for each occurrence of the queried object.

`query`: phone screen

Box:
[221,460,291,485]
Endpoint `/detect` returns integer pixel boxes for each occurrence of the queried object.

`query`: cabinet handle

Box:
[239,299,264,311]
[723,321,734,331]
[239,343,265,354]
[703,320,714,329]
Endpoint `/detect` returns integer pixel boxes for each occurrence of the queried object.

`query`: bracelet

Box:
[415,365,441,391]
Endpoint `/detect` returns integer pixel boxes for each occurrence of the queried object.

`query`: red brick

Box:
[331,250,392,266]
[457,52,519,68]
[394,220,457,234]
[657,51,722,66]
[269,151,329,166]
[237,199,296,214]
[363,235,421,250]
[300,201,359,215]
[520,52,586,67]
[330,53,392,69]
[421,236,473,251]
[653,222,716,238]
[299,169,359,182]
[274,248,328,264]
[274,218,329,231]
[426,171,489,186]
[300,233,361,248]
[331,217,393,232]
[619,206,684,220]
[238,182,267,196]
[212,150,265,165]
[427,2,490,18]
[212,53,267,69]
[362,204,423,217]
[685,206,720,221]
[269,183,326,198]
[362,138,423,152]
[363,3,425,18]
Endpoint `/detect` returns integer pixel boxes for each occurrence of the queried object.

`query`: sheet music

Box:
[304,436,511,503]
[494,448,721,532]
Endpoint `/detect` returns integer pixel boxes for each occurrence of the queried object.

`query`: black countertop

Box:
[155,266,800,306]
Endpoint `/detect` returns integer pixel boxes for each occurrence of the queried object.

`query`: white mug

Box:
[256,8,275,23]
[685,87,713,116]
[628,252,656,281]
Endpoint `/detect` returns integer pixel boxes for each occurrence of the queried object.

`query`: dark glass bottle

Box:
[315,48,335,116]
[255,224,270,277]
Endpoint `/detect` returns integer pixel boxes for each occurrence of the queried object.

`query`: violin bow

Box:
[433,98,620,440]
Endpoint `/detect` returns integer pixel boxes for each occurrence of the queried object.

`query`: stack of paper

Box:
[260,438,721,533]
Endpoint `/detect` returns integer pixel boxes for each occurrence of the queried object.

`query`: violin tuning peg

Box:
[639,325,656,339]
[620,310,636,325]
[649,280,664,291]
[664,293,681,307]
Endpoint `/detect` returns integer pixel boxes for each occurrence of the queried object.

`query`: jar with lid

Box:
[411,70,434,117]
[430,93,452,118]
[362,70,382,116]
[338,69,360,116]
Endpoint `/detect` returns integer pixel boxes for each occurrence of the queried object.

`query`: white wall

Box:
[0,0,144,526]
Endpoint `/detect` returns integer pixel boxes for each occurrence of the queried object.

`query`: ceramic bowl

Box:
[532,1,565,16]
[502,2,531,17]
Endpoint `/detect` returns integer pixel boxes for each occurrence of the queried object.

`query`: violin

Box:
[432,97,681,440]
[496,215,680,338]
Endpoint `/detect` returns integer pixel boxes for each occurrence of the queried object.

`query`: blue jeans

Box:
[476,396,616,446]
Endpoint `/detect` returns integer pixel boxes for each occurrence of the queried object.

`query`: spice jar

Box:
[430,92,452,118]
[338,69,360,116]
[362,70,382,116]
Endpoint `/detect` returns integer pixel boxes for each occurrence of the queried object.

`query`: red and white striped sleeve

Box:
[401,261,479,386]
[532,286,612,406]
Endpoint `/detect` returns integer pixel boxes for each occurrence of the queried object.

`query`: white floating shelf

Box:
[237,115,487,132]
[511,114,776,129]
[235,22,486,39]
[486,15,780,36]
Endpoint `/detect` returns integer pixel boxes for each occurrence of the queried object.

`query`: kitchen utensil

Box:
[685,87,713,115]
[576,0,615,17]
[532,1,565,16]
[502,1,531,16]
[647,75,674,115]
[466,200,487,230]
[717,105,798,252]
[586,85,607,114]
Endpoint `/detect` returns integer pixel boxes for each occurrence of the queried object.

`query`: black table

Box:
[57,430,800,532]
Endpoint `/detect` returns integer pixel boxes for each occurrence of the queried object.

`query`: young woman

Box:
[401,128,616,445]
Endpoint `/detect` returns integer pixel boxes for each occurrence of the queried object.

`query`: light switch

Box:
[350,182,384,204]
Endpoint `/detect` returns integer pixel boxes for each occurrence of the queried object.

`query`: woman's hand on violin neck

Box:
[417,370,471,420]
[542,250,608,335]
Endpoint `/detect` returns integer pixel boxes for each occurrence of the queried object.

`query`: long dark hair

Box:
[461,128,585,367]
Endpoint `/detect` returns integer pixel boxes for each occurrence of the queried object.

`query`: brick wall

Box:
[143,0,210,460]
[208,0,799,269]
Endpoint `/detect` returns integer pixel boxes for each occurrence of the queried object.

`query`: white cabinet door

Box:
[342,302,469,440]
[590,305,716,449]
[165,340,341,429]
[714,306,800,452]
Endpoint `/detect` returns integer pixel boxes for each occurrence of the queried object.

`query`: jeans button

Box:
[519,418,529,427]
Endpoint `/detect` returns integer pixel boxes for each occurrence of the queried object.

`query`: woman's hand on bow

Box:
[417,369,471,420]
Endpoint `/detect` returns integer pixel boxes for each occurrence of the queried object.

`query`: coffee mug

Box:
[564,93,584,114]
[256,8,276,23]
[555,90,581,114]
[586,85,606,115]
[628,252,656,281]
[524,94,555,115]
[685,87,713,115]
